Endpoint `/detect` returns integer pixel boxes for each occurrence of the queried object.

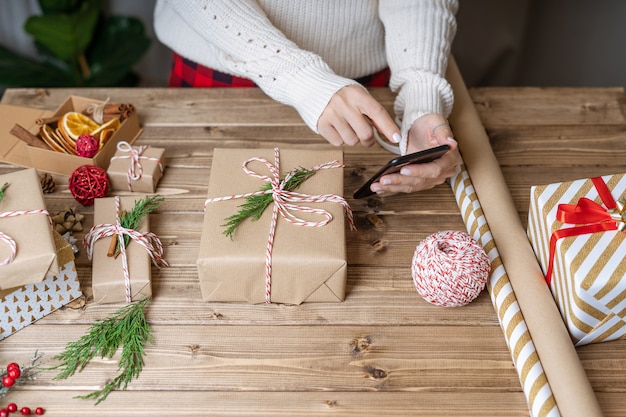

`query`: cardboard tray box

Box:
[0,96,141,176]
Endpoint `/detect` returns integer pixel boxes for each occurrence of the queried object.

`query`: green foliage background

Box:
[0,0,151,88]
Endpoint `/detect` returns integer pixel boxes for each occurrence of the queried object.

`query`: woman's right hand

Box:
[317,85,401,148]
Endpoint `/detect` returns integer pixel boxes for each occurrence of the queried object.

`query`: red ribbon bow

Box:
[545,177,625,284]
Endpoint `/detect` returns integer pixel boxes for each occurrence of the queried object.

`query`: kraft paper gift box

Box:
[0,168,58,290]
[527,173,626,345]
[91,196,153,304]
[197,148,349,305]
[0,231,82,340]
[107,143,165,193]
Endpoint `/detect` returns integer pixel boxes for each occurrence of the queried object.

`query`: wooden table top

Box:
[1,86,626,416]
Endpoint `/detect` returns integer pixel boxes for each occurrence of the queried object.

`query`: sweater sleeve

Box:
[379,0,458,155]
[153,0,357,132]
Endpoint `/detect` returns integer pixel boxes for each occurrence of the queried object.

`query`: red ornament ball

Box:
[75,134,99,158]
[412,230,490,307]
[68,165,109,206]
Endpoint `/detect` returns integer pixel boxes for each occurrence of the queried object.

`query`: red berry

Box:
[2,375,14,387]
[6,363,19,372]
[0,408,8,417]
[35,408,44,415]
[20,407,31,415]
[7,367,20,379]
[6,404,17,413]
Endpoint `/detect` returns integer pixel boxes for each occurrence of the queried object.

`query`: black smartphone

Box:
[353,144,450,199]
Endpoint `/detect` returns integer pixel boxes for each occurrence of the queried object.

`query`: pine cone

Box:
[40,172,55,194]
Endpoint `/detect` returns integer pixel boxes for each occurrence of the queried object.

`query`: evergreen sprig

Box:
[0,182,9,202]
[222,167,314,238]
[49,297,153,405]
[112,195,164,256]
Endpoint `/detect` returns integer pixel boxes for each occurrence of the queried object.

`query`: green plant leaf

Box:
[0,44,74,87]
[86,16,151,86]
[24,0,100,62]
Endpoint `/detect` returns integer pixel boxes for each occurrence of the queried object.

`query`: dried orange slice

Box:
[56,127,77,154]
[39,125,70,154]
[91,117,121,145]
[60,112,99,141]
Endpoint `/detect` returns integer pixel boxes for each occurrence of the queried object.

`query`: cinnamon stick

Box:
[107,234,118,257]
[10,123,51,150]
[35,116,60,126]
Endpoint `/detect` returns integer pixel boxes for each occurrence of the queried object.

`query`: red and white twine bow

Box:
[84,196,169,303]
[111,141,163,191]
[0,209,51,266]
[204,148,355,303]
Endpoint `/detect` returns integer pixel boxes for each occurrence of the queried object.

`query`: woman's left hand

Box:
[370,113,461,195]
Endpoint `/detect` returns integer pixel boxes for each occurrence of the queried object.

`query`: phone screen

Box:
[353,144,450,199]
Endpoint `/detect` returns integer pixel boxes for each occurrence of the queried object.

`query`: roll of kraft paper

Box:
[446,57,603,417]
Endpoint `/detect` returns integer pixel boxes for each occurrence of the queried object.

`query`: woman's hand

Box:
[318,85,401,147]
[370,113,460,195]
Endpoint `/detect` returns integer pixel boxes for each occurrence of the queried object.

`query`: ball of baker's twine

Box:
[412,230,490,307]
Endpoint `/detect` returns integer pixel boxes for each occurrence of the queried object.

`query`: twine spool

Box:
[412,230,490,307]
[76,134,99,158]
[68,165,109,206]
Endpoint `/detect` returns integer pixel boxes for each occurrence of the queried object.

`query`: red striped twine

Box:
[205,148,355,303]
[111,141,163,191]
[0,209,51,266]
[84,196,169,303]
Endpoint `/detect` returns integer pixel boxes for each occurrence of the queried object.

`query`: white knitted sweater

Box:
[154,0,458,154]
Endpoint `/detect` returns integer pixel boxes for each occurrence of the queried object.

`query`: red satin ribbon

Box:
[545,177,622,285]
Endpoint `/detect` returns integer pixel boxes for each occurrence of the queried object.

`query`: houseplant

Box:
[0,0,151,87]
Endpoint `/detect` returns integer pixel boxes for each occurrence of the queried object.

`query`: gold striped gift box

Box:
[527,173,626,346]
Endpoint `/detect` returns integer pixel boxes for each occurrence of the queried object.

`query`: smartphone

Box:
[353,144,450,199]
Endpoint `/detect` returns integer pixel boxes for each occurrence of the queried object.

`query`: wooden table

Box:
[1,86,626,416]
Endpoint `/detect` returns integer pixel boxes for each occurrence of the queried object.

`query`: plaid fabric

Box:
[169,52,390,87]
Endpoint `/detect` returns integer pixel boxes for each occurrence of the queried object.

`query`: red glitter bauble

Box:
[68,165,109,206]
[75,134,99,158]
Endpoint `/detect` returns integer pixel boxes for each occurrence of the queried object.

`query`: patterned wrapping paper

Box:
[446,56,602,417]
[527,173,626,346]
[451,163,559,417]
[0,231,82,340]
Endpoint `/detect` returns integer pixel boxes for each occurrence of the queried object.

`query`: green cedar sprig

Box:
[113,195,164,256]
[49,297,153,405]
[0,182,9,202]
[222,167,314,238]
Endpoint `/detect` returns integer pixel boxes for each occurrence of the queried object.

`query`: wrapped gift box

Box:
[0,231,82,340]
[0,96,141,176]
[197,148,349,305]
[527,173,626,345]
[0,168,58,290]
[91,196,153,304]
[107,143,165,193]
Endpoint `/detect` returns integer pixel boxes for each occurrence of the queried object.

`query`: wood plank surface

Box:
[1,86,626,417]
